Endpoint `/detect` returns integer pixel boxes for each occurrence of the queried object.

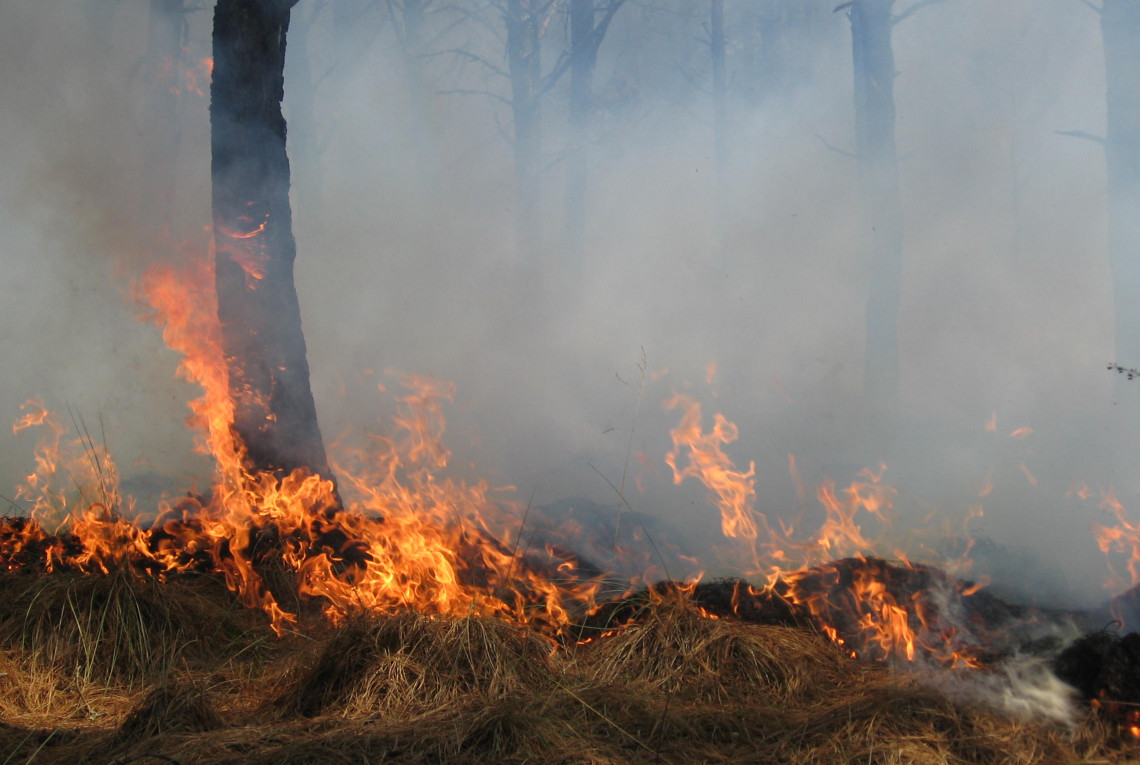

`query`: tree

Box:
[505,0,546,259]
[562,0,626,264]
[846,0,903,425]
[837,0,944,439]
[1100,0,1140,375]
[211,0,335,486]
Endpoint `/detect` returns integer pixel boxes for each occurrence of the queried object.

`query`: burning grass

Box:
[0,573,1135,765]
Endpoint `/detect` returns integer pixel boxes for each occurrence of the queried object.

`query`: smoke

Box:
[0,0,1132,611]
[936,653,1081,727]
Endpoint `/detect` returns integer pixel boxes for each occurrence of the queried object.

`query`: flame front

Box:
[5,251,600,635]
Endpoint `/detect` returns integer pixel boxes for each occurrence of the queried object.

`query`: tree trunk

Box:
[564,0,596,267]
[507,0,542,259]
[401,0,436,192]
[850,0,903,430]
[1102,1,1140,374]
[211,0,334,484]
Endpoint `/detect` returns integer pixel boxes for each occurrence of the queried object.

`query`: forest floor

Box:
[0,569,1136,765]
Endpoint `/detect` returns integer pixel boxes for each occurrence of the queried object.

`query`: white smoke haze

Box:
[0,0,1133,612]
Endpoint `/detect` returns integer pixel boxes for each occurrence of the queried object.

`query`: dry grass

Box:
[0,572,1136,765]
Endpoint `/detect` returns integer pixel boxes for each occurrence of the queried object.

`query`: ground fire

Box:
[4,1,1140,761]
[0,252,1138,762]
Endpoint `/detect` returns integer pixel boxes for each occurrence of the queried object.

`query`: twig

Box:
[1055,129,1106,146]
[1109,362,1140,381]
[586,462,672,583]
[893,0,950,26]
[815,133,858,159]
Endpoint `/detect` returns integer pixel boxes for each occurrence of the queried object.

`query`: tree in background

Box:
[141,0,188,239]
[1100,1,1140,377]
[211,0,335,487]
[562,0,626,265]
[838,0,944,444]
[505,0,548,259]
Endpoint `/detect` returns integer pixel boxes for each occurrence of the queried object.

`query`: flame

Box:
[662,393,994,666]
[0,245,1036,670]
[1091,486,1140,592]
[4,250,601,636]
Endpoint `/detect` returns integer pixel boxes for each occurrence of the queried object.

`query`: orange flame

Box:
[5,250,602,636]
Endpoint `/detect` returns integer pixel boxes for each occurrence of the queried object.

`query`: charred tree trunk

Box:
[850,0,903,432]
[507,0,543,259]
[1102,1,1140,376]
[211,0,334,484]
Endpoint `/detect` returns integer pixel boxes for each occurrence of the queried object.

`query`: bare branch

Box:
[436,88,513,107]
[592,0,627,49]
[1055,129,1106,146]
[893,0,950,26]
[430,47,510,79]
[540,50,571,93]
[833,2,853,13]
[815,133,858,159]
[1076,0,1103,13]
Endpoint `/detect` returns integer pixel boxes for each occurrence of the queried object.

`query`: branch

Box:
[1110,362,1140,380]
[815,134,857,159]
[591,0,628,52]
[1055,129,1106,146]
[542,0,627,93]
[430,47,510,79]
[541,50,571,93]
[833,2,853,13]
[1076,0,1103,13]
[893,0,950,26]
[436,87,513,108]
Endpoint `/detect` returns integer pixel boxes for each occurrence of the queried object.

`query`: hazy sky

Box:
[0,0,1131,607]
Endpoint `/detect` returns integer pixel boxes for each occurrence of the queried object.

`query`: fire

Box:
[0,247,1039,670]
[664,392,991,666]
[4,250,602,636]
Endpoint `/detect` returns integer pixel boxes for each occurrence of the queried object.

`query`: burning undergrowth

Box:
[2,255,1140,761]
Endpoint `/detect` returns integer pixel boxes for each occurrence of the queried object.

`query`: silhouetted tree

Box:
[838,0,944,438]
[1101,0,1140,375]
[505,0,546,258]
[562,0,626,263]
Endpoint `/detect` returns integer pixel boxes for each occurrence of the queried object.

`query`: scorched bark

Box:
[210,0,334,484]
